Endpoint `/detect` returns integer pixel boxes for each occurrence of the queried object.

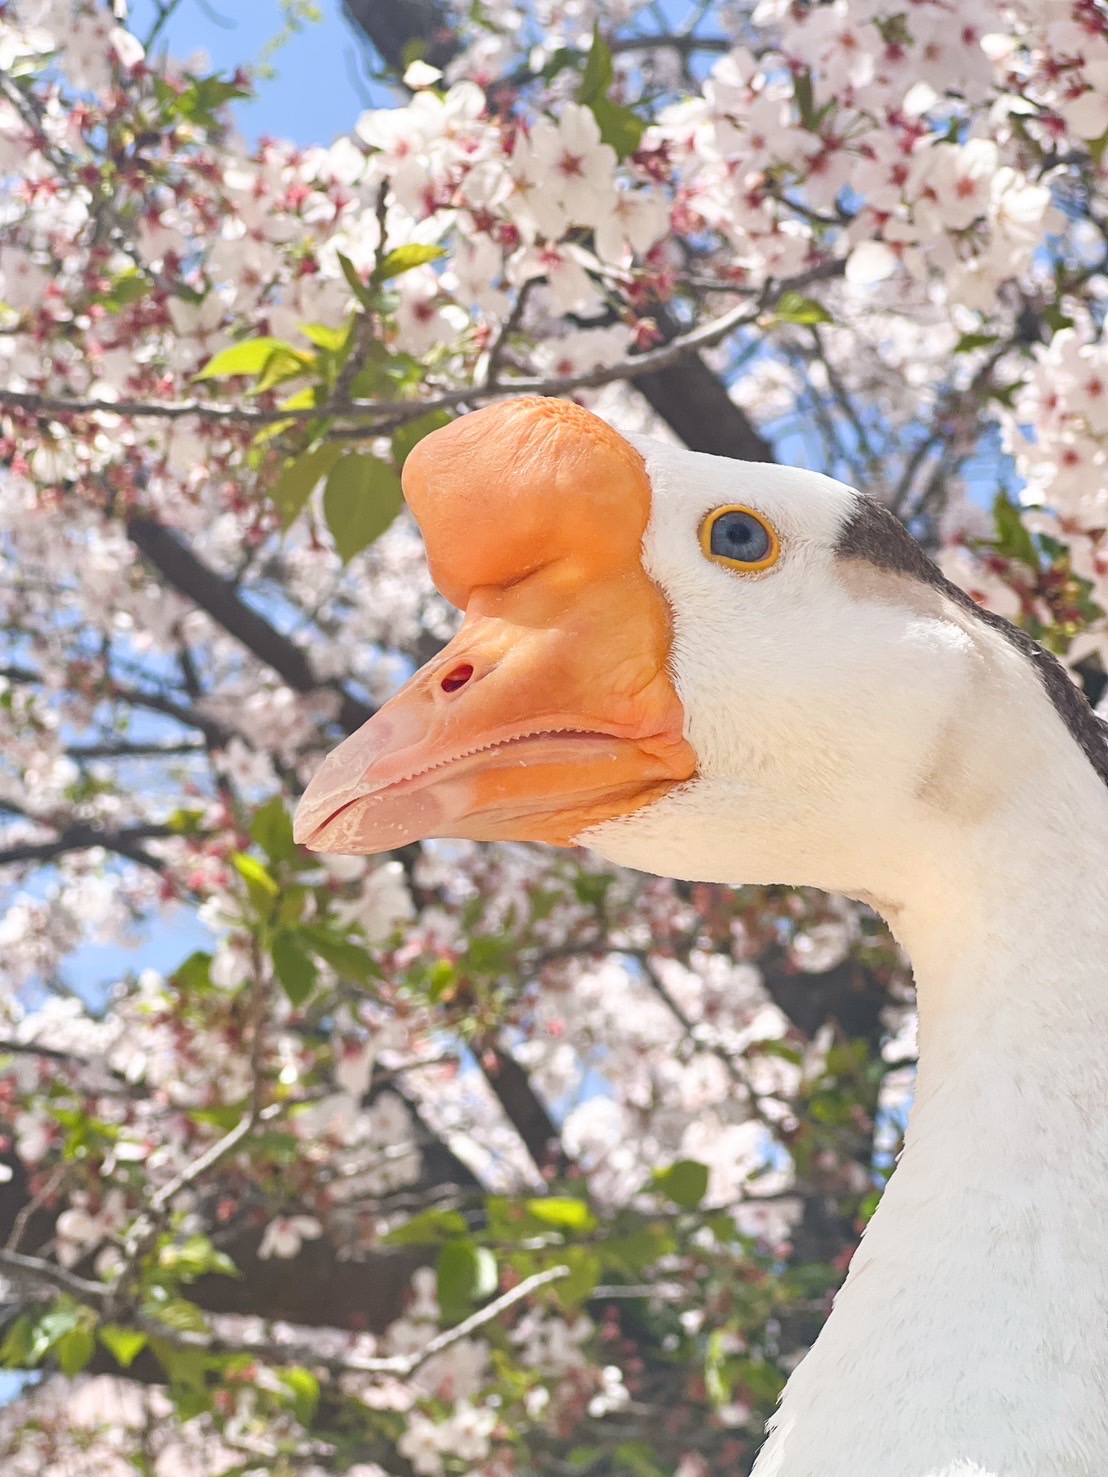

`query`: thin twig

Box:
[150,1105,279,1218]
[481,278,536,387]
[0,1246,108,1302]
[0,261,844,434]
[608,33,733,54]
[5,1164,68,1256]
[67,739,207,760]
[108,983,278,1316]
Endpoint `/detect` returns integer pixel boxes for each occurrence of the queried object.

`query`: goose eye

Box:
[701,506,779,572]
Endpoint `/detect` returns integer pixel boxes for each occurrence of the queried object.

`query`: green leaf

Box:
[176,73,251,126]
[424,957,458,1004]
[524,1197,597,1233]
[272,932,319,1006]
[100,269,150,314]
[56,1323,95,1376]
[250,796,298,865]
[32,1302,83,1361]
[756,1038,804,1065]
[255,347,315,397]
[374,243,447,282]
[384,1208,469,1246]
[652,1159,710,1209]
[732,1354,786,1406]
[612,1443,666,1477]
[231,852,279,917]
[954,331,999,354]
[993,491,1039,569]
[588,98,644,159]
[575,27,642,159]
[100,1325,149,1369]
[159,1234,239,1283]
[550,1247,601,1308]
[190,1102,243,1131]
[704,1327,731,1407]
[278,885,307,929]
[793,68,817,130]
[148,1298,210,1336]
[988,379,1024,408]
[323,453,404,563]
[172,950,213,994]
[278,386,323,412]
[165,807,205,835]
[392,409,451,468]
[579,27,614,104]
[773,292,832,326]
[601,1224,675,1275]
[301,928,381,981]
[299,321,350,352]
[0,1313,39,1368]
[149,1336,209,1397]
[1042,303,1075,336]
[251,416,298,449]
[269,442,342,530]
[279,1366,320,1426]
[337,252,377,309]
[5,1300,94,1370]
[465,933,515,976]
[195,337,310,382]
[347,345,424,401]
[437,1240,498,1321]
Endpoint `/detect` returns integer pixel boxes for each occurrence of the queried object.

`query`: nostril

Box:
[440,663,474,694]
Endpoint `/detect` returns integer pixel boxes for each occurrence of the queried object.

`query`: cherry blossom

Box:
[258,1214,325,1260]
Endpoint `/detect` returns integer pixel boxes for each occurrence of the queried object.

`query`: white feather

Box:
[583,439,1108,1477]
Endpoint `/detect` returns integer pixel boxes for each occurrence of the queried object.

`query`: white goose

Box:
[294,397,1108,1477]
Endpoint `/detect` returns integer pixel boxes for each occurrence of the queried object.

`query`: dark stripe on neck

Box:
[836,496,1108,790]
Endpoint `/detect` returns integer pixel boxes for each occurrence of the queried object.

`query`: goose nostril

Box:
[440,663,474,694]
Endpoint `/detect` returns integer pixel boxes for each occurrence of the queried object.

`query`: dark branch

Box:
[0,820,172,871]
[341,0,459,73]
[126,517,373,736]
[478,1042,571,1177]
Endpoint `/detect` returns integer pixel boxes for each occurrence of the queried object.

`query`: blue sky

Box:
[129,0,392,144]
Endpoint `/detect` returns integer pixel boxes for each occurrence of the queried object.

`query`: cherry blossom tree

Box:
[0,0,1106,1472]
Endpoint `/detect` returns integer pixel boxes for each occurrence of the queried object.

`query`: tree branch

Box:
[0,262,843,446]
[0,663,238,749]
[0,820,172,871]
[609,33,733,53]
[0,1243,569,1382]
[67,739,207,760]
[125,517,373,736]
[139,1261,572,1378]
[0,1246,109,1303]
[108,976,278,1316]
[477,1042,570,1177]
[341,0,459,74]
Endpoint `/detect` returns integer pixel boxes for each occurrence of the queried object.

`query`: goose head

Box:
[293,397,1101,929]
[293,397,1108,1476]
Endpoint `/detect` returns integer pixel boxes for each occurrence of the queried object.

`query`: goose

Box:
[293,396,1108,1477]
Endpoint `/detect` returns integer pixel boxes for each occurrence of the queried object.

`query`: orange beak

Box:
[293,399,696,855]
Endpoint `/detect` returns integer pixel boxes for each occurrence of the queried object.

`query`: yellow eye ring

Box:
[700,505,780,573]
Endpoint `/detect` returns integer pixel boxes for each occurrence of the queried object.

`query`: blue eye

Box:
[703,507,778,570]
